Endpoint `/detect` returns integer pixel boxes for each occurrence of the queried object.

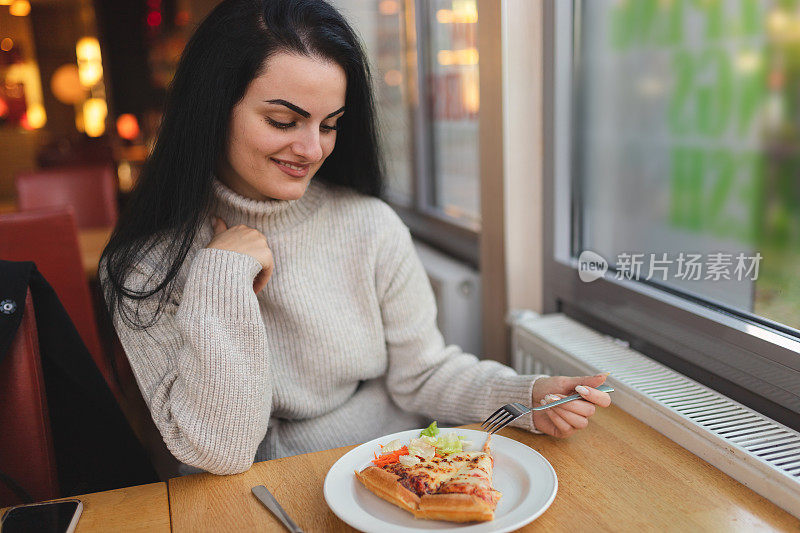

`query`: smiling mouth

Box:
[271,158,309,171]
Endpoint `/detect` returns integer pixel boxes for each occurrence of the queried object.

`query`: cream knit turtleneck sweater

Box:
[107,179,545,475]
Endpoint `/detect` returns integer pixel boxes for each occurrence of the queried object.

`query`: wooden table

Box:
[77,227,113,280]
[168,406,800,532]
[1,482,170,533]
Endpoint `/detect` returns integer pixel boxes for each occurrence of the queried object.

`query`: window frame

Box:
[542,0,800,430]
[382,0,480,268]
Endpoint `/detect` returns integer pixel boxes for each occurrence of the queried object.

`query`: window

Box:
[422,0,480,229]
[544,0,800,430]
[333,0,481,264]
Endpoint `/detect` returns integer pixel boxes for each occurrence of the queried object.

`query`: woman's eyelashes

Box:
[265,117,293,129]
[265,117,338,132]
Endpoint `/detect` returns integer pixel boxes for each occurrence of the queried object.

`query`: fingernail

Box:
[575,385,589,395]
[540,399,547,405]
[545,394,560,402]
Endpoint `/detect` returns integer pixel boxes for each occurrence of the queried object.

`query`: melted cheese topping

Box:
[383,451,495,497]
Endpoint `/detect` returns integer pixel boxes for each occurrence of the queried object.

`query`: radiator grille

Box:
[510,311,800,517]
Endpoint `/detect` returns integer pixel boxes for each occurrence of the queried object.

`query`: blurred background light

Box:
[9,0,31,17]
[116,113,140,140]
[76,37,103,87]
[437,6,477,24]
[384,69,402,86]
[25,103,46,129]
[76,36,101,62]
[83,98,107,137]
[378,0,399,16]
[146,11,162,27]
[437,48,478,66]
[51,64,85,104]
[735,50,761,74]
[117,161,133,192]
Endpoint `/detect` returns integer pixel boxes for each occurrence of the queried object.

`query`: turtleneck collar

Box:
[212,178,328,233]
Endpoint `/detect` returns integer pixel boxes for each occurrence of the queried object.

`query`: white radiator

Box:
[509,311,800,519]
[414,240,482,356]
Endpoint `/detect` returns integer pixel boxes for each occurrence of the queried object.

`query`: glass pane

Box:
[425,0,480,229]
[575,0,800,331]
[330,0,414,205]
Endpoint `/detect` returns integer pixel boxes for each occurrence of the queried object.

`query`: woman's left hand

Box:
[530,373,612,438]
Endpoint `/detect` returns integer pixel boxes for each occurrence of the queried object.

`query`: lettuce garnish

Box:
[416,421,473,455]
[420,421,439,438]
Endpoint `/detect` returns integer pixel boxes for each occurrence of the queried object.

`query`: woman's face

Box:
[218,52,347,201]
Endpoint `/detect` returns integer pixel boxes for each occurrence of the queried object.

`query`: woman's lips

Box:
[271,158,309,178]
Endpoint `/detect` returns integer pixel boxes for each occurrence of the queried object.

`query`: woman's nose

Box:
[291,127,324,163]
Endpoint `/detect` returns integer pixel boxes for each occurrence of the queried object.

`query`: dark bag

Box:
[0,260,157,498]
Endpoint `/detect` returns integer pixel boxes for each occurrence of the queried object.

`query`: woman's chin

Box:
[263,179,311,201]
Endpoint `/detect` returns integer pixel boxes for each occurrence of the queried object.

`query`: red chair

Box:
[0,208,112,391]
[0,289,60,506]
[15,164,118,228]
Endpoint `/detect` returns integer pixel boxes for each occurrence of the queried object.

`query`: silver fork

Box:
[481,384,615,434]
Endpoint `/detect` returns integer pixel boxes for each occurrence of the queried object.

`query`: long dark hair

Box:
[101,0,384,329]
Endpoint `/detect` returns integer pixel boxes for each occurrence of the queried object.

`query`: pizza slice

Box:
[354,425,501,522]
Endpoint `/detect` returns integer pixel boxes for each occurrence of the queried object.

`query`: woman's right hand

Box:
[206,217,274,293]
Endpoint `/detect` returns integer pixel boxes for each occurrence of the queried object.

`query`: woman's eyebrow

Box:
[266,99,345,119]
[325,106,346,119]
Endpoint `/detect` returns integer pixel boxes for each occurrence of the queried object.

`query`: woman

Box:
[101,0,611,476]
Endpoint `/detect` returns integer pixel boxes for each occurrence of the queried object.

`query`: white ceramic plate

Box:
[323,428,557,533]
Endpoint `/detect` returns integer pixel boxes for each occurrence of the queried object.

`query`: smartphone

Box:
[1,499,83,533]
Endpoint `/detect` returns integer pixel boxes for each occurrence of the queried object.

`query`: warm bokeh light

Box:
[0,0,12,5]
[83,98,107,137]
[51,64,85,104]
[25,103,46,128]
[116,113,140,140]
[437,1,477,24]
[384,69,402,86]
[0,98,9,117]
[766,7,800,43]
[117,161,133,192]
[78,62,103,87]
[461,72,479,114]
[0,38,13,52]
[76,37,103,87]
[378,0,399,16]
[735,50,761,74]
[76,37,101,61]
[453,0,477,17]
[4,62,47,130]
[437,48,479,66]
[9,0,31,17]
[768,9,790,36]
[436,8,477,24]
[437,9,453,23]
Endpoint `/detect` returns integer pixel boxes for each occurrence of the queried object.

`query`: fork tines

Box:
[480,402,530,434]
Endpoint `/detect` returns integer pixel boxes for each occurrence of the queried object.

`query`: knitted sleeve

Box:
[105,247,271,474]
[376,215,547,433]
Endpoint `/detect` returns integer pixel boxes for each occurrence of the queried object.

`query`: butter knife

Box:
[251,485,304,533]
